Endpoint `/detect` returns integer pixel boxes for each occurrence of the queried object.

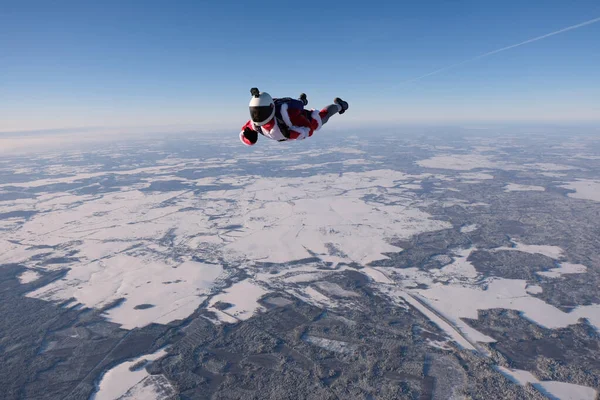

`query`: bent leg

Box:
[319,104,342,126]
[300,103,343,139]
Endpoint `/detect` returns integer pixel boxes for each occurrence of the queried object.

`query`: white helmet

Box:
[249,87,275,126]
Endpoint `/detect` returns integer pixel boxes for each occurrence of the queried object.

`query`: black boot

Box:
[299,93,308,106]
[334,97,348,114]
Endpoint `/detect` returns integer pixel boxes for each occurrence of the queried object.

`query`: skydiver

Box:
[239,87,349,146]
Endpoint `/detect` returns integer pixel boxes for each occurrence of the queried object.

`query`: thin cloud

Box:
[401,16,600,84]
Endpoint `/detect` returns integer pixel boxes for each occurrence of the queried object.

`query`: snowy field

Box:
[2,131,600,399]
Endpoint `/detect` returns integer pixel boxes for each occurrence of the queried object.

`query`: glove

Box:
[243,127,258,144]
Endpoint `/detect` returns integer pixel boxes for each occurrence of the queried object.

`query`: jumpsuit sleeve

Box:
[240,120,258,146]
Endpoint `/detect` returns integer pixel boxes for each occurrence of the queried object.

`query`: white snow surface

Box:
[222,170,451,265]
[415,278,600,345]
[4,167,453,328]
[460,224,478,233]
[541,172,567,178]
[0,163,192,189]
[375,243,600,354]
[561,180,600,202]
[208,280,268,323]
[504,183,545,192]
[426,339,452,350]
[6,146,600,399]
[29,256,223,329]
[526,285,543,294]
[496,366,538,385]
[537,263,588,279]
[537,382,598,400]
[92,348,170,400]
[523,163,578,171]
[436,247,478,279]
[497,367,598,400]
[417,156,578,174]
[385,289,478,352]
[493,240,564,260]
[119,375,177,400]
[459,172,494,180]
[315,282,359,298]
[417,154,500,170]
[18,270,41,284]
[294,286,335,309]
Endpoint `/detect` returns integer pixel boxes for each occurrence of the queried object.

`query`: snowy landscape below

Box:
[1,126,600,400]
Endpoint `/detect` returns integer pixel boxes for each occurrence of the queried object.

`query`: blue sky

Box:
[1,0,600,133]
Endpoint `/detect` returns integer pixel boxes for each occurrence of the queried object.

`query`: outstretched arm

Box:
[239,120,258,146]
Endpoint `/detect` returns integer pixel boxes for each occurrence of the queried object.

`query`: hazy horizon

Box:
[2,0,600,133]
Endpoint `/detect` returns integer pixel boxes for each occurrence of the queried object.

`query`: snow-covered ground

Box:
[4,151,599,344]
[370,243,599,345]
[416,154,578,176]
[5,143,600,399]
[17,270,41,284]
[92,348,173,400]
[460,224,478,233]
[537,263,588,279]
[4,167,450,329]
[459,172,494,180]
[29,255,224,329]
[561,179,600,202]
[523,163,578,172]
[497,367,598,400]
[415,278,600,343]
[223,170,450,265]
[493,240,564,260]
[417,154,501,170]
[207,280,268,323]
[504,183,545,192]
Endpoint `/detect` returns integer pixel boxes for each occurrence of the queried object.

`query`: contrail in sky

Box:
[401,16,600,84]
